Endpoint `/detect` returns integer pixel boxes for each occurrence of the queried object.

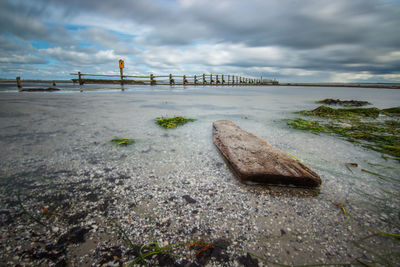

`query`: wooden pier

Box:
[70,72,278,86]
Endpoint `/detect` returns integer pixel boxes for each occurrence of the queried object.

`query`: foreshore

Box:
[0,86,399,266]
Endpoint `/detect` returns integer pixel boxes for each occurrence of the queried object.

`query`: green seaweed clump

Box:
[299,105,380,119]
[111,138,135,146]
[315,99,371,106]
[382,107,400,116]
[156,116,196,128]
[288,106,400,160]
[287,118,332,133]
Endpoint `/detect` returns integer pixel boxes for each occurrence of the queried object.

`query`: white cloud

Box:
[41,47,121,66]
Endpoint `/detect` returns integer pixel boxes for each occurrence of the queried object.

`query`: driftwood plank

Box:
[213,120,321,187]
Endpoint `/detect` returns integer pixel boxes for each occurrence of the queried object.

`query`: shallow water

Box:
[0,84,399,265]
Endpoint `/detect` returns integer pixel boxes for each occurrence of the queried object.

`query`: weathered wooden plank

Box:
[213,120,321,187]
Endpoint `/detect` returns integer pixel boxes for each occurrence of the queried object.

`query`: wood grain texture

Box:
[213,120,321,187]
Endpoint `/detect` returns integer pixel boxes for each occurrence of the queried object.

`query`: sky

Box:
[0,0,399,83]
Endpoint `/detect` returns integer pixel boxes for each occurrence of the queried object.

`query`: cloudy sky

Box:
[0,0,399,82]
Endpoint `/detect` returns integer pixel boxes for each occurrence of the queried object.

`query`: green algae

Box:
[288,105,400,160]
[298,105,380,119]
[382,107,400,116]
[156,116,196,129]
[316,99,371,106]
[111,138,135,146]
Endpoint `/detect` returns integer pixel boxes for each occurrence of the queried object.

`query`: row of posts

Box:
[75,72,263,86]
[166,74,262,85]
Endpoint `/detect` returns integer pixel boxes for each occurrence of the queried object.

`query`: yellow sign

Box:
[119,59,124,69]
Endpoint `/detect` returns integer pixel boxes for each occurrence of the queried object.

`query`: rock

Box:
[318,98,370,107]
[212,120,321,187]
[57,227,89,245]
[20,87,60,92]
[238,253,259,267]
[182,195,197,204]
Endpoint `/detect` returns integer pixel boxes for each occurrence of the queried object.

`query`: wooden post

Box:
[222,75,225,85]
[216,75,219,84]
[183,75,187,85]
[210,74,213,85]
[78,72,83,85]
[120,68,124,85]
[203,74,206,85]
[169,74,174,85]
[194,75,197,85]
[16,77,22,89]
[227,75,230,85]
[150,74,156,85]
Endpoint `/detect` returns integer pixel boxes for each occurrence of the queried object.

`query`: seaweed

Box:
[382,107,400,116]
[156,116,196,129]
[316,99,371,107]
[111,138,135,146]
[288,105,400,160]
[298,105,380,119]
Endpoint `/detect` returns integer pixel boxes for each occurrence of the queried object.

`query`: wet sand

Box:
[0,86,399,266]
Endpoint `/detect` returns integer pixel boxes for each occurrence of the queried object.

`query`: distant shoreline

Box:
[277,82,400,89]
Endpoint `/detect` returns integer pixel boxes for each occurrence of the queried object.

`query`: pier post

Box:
[120,68,124,85]
[78,72,83,85]
[210,74,213,85]
[222,75,225,84]
[169,74,174,85]
[183,75,188,85]
[227,75,230,85]
[16,77,22,89]
[203,74,206,85]
[194,75,197,85]
[150,74,156,85]
[216,75,219,84]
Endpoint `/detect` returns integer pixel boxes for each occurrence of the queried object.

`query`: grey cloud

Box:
[0,0,399,82]
[0,1,48,40]
[0,37,47,64]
